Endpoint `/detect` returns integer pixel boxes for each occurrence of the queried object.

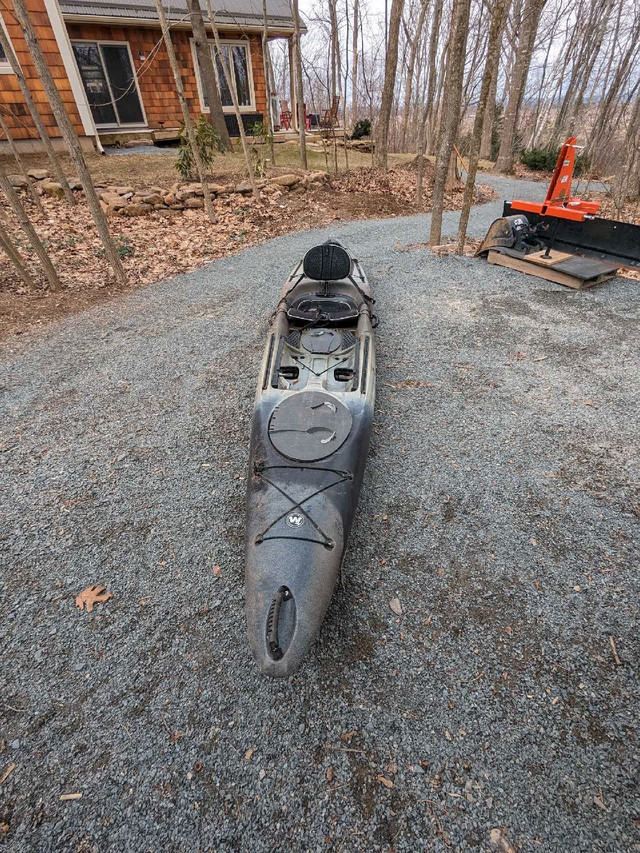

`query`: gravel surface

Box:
[2,175,638,852]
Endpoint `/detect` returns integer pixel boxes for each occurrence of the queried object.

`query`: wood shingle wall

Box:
[64,23,268,130]
[0,0,85,142]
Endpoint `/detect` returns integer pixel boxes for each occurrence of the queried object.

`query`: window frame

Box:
[190,38,256,114]
[70,38,147,128]
[0,14,16,75]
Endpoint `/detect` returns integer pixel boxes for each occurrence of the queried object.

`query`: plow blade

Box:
[504,202,640,270]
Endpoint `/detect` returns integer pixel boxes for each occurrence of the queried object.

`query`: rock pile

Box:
[5,169,329,217]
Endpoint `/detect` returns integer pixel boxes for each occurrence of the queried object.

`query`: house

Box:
[0,0,301,152]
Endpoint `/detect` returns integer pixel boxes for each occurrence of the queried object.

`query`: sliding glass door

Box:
[72,41,145,127]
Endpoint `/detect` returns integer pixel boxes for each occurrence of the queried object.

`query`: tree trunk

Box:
[0,219,36,289]
[423,0,445,154]
[11,0,126,281]
[0,110,44,213]
[457,0,509,252]
[0,166,61,290]
[155,0,217,220]
[351,0,359,122]
[375,0,405,169]
[494,0,545,173]
[429,0,471,247]
[400,0,430,152]
[262,0,276,166]
[0,21,75,205]
[187,0,231,150]
[206,0,260,200]
[479,52,499,159]
[292,0,307,168]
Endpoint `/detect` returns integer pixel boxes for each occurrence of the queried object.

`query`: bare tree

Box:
[262,0,276,165]
[400,0,430,152]
[0,219,36,289]
[494,0,545,173]
[457,0,509,251]
[429,0,471,246]
[11,0,126,282]
[0,110,44,213]
[187,0,232,150]
[351,0,360,121]
[0,166,61,290]
[375,0,405,168]
[292,0,308,168]
[206,0,260,199]
[0,22,75,205]
[155,0,216,222]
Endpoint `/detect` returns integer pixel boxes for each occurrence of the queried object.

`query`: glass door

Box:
[72,41,144,127]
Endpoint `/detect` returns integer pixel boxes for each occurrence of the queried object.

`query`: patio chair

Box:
[319,96,340,129]
[279,99,292,131]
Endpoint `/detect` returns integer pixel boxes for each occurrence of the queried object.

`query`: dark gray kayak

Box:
[245,240,376,677]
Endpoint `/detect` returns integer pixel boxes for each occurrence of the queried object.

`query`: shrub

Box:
[175,115,222,180]
[351,118,371,140]
[520,146,590,176]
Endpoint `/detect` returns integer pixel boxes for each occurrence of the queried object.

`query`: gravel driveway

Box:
[2,175,638,852]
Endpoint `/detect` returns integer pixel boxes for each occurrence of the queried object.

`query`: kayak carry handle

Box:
[266,585,292,661]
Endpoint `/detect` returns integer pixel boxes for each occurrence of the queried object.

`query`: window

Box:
[71,41,145,126]
[194,40,254,112]
[0,14,15,74]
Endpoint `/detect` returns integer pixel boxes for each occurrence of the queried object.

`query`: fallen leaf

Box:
[376,774,394,789]
[489,827,516,853]
[389,598,402,616]
[75,585,113,613]
[340,730,358,742]
[60,792,83,801]
[213,565,221,576]
[326,765,334,782]
[245,749,254,760]
[529,538,537,546]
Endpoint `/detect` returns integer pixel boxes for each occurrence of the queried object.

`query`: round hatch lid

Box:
[268,391,352,462]
[300,328,343,354]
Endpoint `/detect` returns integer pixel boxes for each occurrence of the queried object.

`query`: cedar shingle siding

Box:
[0,0,84,140]
[65,23,267,130]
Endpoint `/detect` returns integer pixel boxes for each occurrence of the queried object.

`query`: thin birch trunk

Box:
[457,0,508,252]
[0,110,44,213]
[156,0,216,221]
[429,0,471,247]
[0,22,75,205]
[206,0,260,199]
[10,0,126,282]
[0,168,61,290]
[0,220,36,289]
[292,0,308,168]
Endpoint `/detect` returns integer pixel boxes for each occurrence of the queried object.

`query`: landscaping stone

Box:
[8,175,29,188]
[163,193,176,205]
[185,197,204,208]
[139,193,163,206]
[41,181,65,198]
[27,169,49,180]
[121,202,152,216]
[269,174,301,188]
[115,186,135,195]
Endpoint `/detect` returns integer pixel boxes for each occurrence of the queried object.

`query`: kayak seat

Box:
[287,294,359,324]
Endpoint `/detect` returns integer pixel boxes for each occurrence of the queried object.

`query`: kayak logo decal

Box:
[286,512,305,528]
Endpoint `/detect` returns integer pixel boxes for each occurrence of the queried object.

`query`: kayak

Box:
[245,240,377,676]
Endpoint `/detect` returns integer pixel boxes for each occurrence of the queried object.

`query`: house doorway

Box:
[72,41,145,127]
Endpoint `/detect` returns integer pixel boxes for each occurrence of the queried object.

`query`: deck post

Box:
[288,35,298,131]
